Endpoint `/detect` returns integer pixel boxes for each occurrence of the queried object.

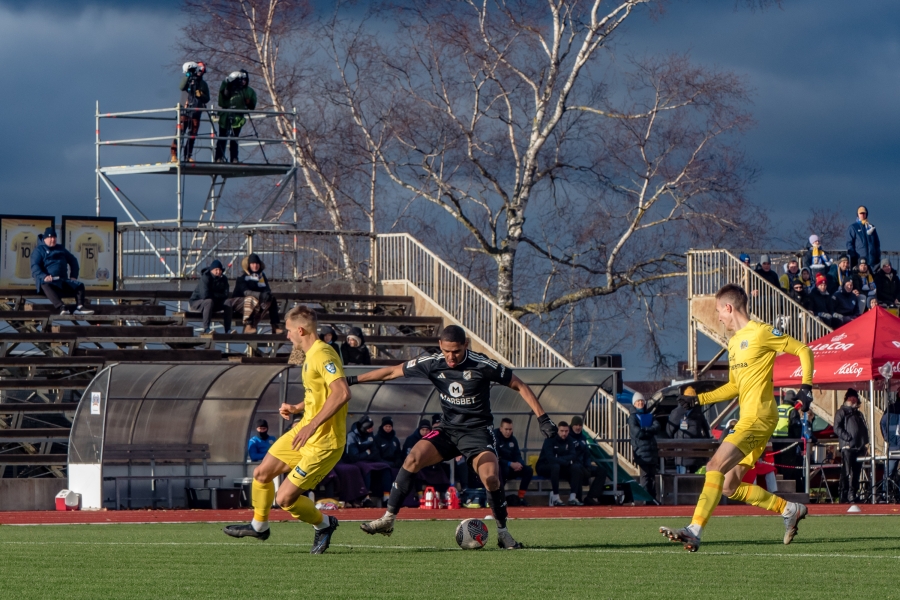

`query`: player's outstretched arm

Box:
[508,375,557,438]
[347,363,405,386]
[291,378,351,450]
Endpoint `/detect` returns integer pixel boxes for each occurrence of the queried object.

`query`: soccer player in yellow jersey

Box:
[223,305,350,554]
[660,284,815,552]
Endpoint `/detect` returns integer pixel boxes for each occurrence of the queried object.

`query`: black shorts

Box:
[422,425,497,464]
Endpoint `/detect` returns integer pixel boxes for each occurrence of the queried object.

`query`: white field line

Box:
[0,540,898,560]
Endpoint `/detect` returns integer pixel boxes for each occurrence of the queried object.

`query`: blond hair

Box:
[285,305,318,331]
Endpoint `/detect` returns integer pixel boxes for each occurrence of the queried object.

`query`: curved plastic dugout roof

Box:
[69,363,619,465]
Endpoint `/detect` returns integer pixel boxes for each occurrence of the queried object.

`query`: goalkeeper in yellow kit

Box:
[660,284,814,552]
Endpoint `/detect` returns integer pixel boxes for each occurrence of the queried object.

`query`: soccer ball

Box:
[455,518,489,549]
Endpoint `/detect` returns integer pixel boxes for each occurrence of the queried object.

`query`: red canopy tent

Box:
[773,306,900,503]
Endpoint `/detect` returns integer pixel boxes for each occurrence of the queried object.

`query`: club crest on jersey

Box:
[449,382,464,397]
[772,328,783,337]
[740,340,748,350]
[463,370,472,380]
[324,361,337,374]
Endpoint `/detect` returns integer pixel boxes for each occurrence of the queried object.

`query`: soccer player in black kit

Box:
[348,325,557,549]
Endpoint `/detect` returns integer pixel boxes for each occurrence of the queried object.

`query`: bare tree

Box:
[784,207,846,252]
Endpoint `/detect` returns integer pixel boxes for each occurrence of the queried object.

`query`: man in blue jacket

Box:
[847,205,881,269]
[536,421,583,506]
[247,419,275,461]
[30,227,93,315]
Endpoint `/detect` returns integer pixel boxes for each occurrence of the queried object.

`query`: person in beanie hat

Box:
[828,254,853,294]
[232,253,281,333]
[754,254,780,288]
[805,234,831,275]
[340,327,372,365]
[569,414,608,505]
[344,415,392,507]
[375,416,404,469]
[834,389,868,503]
[875,258,900,308]
[248,418,275,461]
[807,274,841,328]
[189,259,233,334]
[30,227,95,315]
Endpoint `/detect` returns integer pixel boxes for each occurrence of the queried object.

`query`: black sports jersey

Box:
[402,350,513,428]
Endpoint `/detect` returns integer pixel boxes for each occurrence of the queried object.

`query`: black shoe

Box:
[223,523,270,540]
[311,517,339,554]
[361,497,375,508]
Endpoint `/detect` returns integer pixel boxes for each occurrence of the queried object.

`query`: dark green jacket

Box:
[218,82,257,113]
[180,76,210,108]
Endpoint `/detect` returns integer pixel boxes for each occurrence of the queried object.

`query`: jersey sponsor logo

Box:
[740,340,748,350]
[834,362,864,377]
[294,466,308,477]
[324,361,337,374]
[730,362,748,370]
[437,373,445,379]
[463,370,472,380]
[441,393,478,406]
[407,359,416,368]
[448,382,464,397]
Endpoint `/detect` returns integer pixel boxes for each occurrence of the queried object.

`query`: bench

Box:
[657,439,718,505]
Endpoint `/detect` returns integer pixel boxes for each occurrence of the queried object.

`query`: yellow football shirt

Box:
[699,321,813,421]
[11,232,36,280]
[298,339,347,450]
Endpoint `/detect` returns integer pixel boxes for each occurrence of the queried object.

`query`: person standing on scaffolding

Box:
[170,61,209,163]
[215,69,257,164]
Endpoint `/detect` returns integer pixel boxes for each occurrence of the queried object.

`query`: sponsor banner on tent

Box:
[61,216,117,291]
[0,215,56,289]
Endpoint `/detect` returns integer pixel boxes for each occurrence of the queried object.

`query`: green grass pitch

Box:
[2,516,899,599]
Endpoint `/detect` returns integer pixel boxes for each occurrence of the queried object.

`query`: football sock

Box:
[517,490,527,499]
[252,480,275,523]
[568,492,577,501]
[488,488,508,528]
[386,468,415,515]
[250,519,269,533]
[690,470,724,530]
[285,494,324,525]
[729,482,788,514]
[313,514,332,531]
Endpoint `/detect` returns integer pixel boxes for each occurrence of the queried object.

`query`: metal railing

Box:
[375,233,572,369]
[688,249,833,344]
[584,387,636,472]
[119,225,372,283]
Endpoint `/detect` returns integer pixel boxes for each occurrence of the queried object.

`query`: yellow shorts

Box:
[723,417,777,468]
[268,427,344,490]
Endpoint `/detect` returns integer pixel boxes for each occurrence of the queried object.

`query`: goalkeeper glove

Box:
[346,375,358,386]
[677,385,698,409]
[538,414,557,438]
[796,384,814,413]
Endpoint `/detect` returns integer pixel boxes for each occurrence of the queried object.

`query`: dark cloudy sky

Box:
[1,0,897,376]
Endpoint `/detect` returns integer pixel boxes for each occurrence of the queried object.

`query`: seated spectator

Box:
[30,227,94,316]
[374,417,404,469]
[570,415,608,506]
[247,419,275,461]
[875,259,900,308]
[828,255,853,294]
[808,274,842,328]
[739,253,751,267]
[494,418,533,506]
[866,296,880,312]
[666,399,711,474]
[231,253,281,333]
[536,421,583,506]
[833,279,861,324]
[788,280,810,310]
[798,267,813,293]
[755,254,781,289]
[189,259,233,334]
[846,205,880,270]
[403,419,431,455]
[317,325,340,354]
[340,327,372,365]
[344,415,392,507]
[805,234,831,276]
[628,394,660,502]
[399,418,449,497]
[854,258,876,295]
[779,259,802,292]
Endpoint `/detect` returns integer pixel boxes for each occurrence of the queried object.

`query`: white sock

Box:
[569,493,577,501]
[251,519,269,532]
[686,523,702,538]
[382,510,395,520]
[782,502,796,518]
[313,514,331,530]
[550,493,559,504]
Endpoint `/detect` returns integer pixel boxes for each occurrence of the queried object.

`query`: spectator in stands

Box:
[374,417,404,469]
[344,415,392,507]
[805,234,831,277]
[232,253,281,334]
[402,418,451,494]
[755,254,780,289]
[189,259,233,334]
[569,415,608,506]
[403,419,431,455]
[854,257,876,297]
[317,325,340,354]
[875,259,900,308]
[880,396,900,484]
[788,280,810,311]
[340,327,372,366]
[247,419,275,461]
[798,267,814,293]
[665,397,711,475]
[215,69,257,163]
[30,227,94,316]
[846,205,880,270]
[833,279,861,324]
[739,253,752,270]
[828,255,854,294]
[627,394,660,502]
[779,259,802,292]
[834,389,868,503]
[808,274,842,328]
[536,421,583,507]
[495,418,533,506]
[866,296,880,312]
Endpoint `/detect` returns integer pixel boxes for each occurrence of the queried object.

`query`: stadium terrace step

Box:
[20,304,168,316]
[0,428,71,442]
[0,454,69,466]
[0,311,178,324]
[51,325,194,338]
[180,311,441,329]
[0,379,89,390]
[0,333,77,343]
[0,357,103,367]
[0,403,80,413]
[76,349,223,362]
